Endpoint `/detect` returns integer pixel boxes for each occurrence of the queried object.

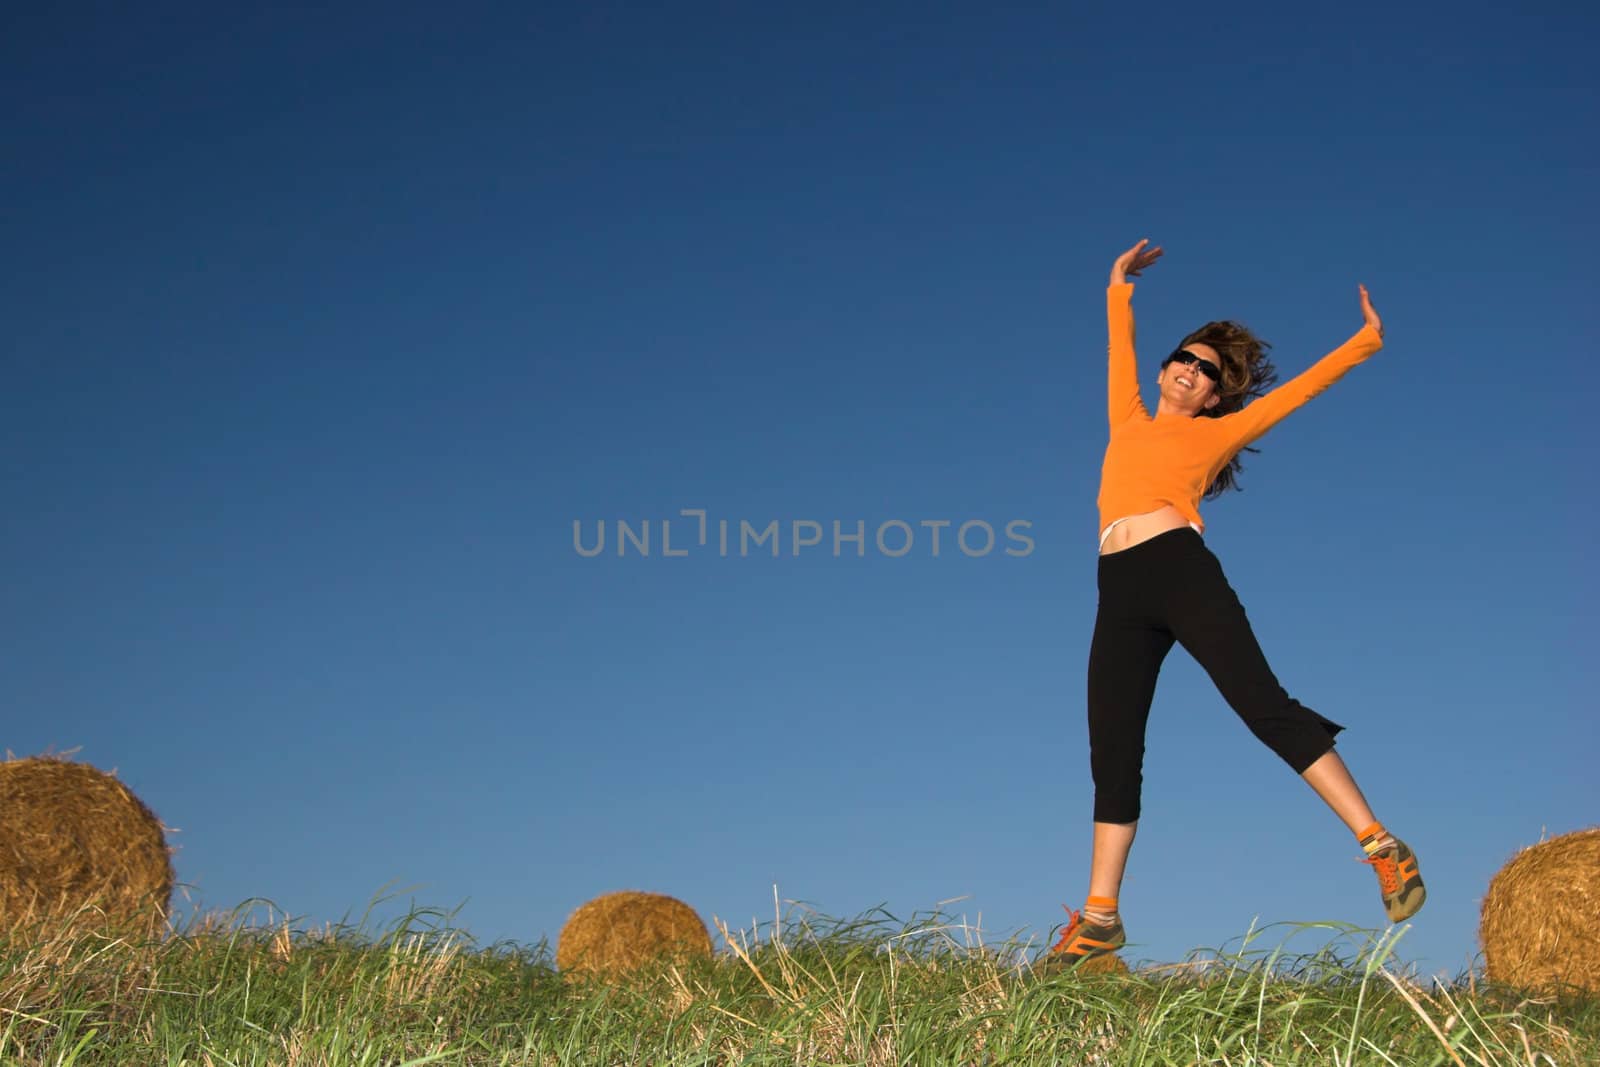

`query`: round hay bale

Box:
[556,890,712,977]
[1480,827,1600,994]
[0,755,173,932]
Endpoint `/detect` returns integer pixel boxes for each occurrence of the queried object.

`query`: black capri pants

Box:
[1087,527,1343,824]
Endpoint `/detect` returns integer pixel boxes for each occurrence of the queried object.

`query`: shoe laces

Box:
[1361,851,1400,895]
[1051,905,1083,954]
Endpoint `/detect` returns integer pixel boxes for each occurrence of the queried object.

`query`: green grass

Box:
[2,897,1594,1066]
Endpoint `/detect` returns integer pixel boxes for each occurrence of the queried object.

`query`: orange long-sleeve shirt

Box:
[1097,283,1383,536]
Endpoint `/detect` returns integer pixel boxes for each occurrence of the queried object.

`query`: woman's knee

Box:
[1242,702,1344,769]
[1093,792,1142,824]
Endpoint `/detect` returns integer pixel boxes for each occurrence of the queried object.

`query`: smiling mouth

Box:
[1176,375,1194,388]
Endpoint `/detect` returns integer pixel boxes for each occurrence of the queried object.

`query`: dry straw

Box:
[1479,826,1600,994]
[1034,951,1130,977]
[557,890,712,977]
[0,755,173,933]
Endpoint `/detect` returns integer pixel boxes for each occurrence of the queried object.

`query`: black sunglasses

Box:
[1164,348,1222,383]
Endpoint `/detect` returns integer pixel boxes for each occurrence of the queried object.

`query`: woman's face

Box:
[1159,343,1222,414]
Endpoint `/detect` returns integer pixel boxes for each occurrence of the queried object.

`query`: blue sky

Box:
[5,3,1596,979]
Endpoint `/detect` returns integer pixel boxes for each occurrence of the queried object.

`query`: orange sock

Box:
[1084,895,1119,923]
[1356,822,1395,854]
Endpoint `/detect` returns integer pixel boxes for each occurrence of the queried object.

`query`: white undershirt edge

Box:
[1098,518,1203,550]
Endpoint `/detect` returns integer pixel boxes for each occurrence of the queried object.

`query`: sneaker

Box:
[1361,837,1426,922]
[1047,905,1126,966]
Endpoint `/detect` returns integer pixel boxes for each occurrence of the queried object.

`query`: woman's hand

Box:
[1111,239,1163,285]
[1359,284,1383,339]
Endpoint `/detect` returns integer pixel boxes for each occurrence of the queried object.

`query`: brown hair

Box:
[1175,320,1278,498]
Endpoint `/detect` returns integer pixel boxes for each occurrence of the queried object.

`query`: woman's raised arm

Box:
[1106,239,1162,426]
[1221,284,1385,449]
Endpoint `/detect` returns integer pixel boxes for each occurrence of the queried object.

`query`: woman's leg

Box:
[1163,538,1426,919]
[1088,820,1138,908]
[1299,749,1378,834]
[1086,613,1173,829]
[1055,595,1170,959]
[1163,544,1343,779]
[1083,579,1174,918]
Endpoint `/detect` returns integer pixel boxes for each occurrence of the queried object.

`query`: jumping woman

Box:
[1050,239,1426,966]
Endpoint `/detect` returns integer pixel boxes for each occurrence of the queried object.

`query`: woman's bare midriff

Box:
[1099,505,1195,556]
